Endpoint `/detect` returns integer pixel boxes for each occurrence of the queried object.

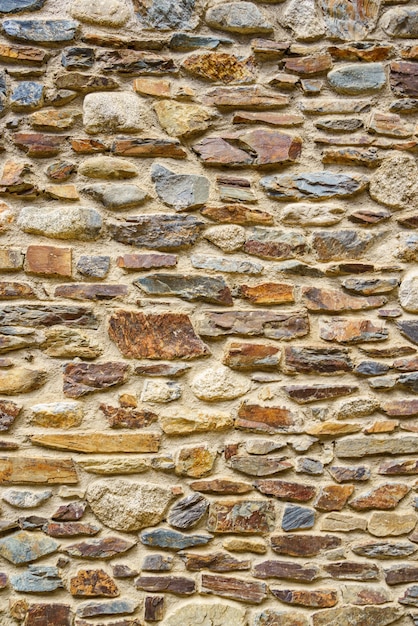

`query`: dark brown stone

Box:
[0,400,21,431]
[98,49,177,74]
[109,311,209,360]
[285,54,332,75]
[26,604,72,626]
[52,502,87,521]
[13,133,67,157]
[180,552,250,572]
[236,404,296,433]
[64,537,136,559]
[385,565,418,585]
[112,138,186,159]
[134,363,190,377]
[350,484,409,510]
[271,534,342,557]
[223,342,281,371]
[201,204,274,226]
[55,72,119,92]
[255,479,316,502]
[390,61,418,97]
[324,561,380,580]
[271,588,338,608]
[379,459,418,475]
[283,346,353,375]
[71,138,109,154]
[44,522,100,538]
[207,500,276,534]
[285,384,357,404]
[70,569,119,597]
[135,575,195,595]
[109,214,205,250]
[201,573,267,604]
[254,560,319,582]
[99,404,157,429]
[117,253,177,271]
[302,286,386,313]
[144,596,164,622]
[63,362,129,398]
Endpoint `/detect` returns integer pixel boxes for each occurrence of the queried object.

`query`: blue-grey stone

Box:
[152,164,210,212]
[10,81,43,110]
[275,261,324,278]
[399,585,418,607]
[62,47,95,69]
[191,254,264,275]
[352,541,417,559]
[0,0,45,13]
[2,489,52,508]
[296,458,324,475]
[83,184,148,210]
[281,505,315,531]
[354,361,390,377]
[3,19,78,43]
[0,73,6,95]
[134,273,232,306]
[77,255,110,279]
[398,372,418,393]
[142,554,173,571]
[140,528,213,551]
[205,1,273,34]
[169,33,234,50]
[77,598,139,618]
[136,0,197,30]
[0,531,59,564]
[10,565,62,592]
[260,171,368,201]
[328,63,386,95]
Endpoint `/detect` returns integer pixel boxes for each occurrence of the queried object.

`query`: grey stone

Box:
[275,261,324,278]
[191,255,264,275]
[283,0,325,41]
[164,603,246,626]
[369,153,418,210]
[197,310,309,340]
[0,531,59,564]
[381,8,418,38]
[10,565,62,593]
[244,228,307,260]
[352,541,417,559]
[135,274,233,306]
[336,436,418,457]
[2,489,51,508]
[3,19,78,43]
[321,0,382,40]
[10,81,43,110]
[83,92,145,135]
[141,528,213,551]
[110,215,204,250]
[399,585,418,606]
[136,0,198,30]
[282,505,315,531]
[62,47,95,69]
[397,320,418,345]
[260,171,368,201]
[18,206,102,240]
[0,0,45,12]
[296,458,324,475]
[328,63,386,94]
[76,598,139,618]
[152,164,210,211]
[206,2,272,34]
[354,361,389,376]
[168,494,208,529]
[83,184,148,210]
[77,256,110,279]
[169,33,234,50]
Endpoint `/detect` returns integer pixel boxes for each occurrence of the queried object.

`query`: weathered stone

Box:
[320,318,388,344]
[168,494,208,529]
[229,455,292,477]
[202,204,273,226]
[243,228,306,260]
[135,274,232,306]
[118,253,176,271]
[236,404,297,433]
[190,365,250,401]
[0,456,77,484]
[83,93,145,135]
[180,551,249,573]
[281,505,315,531]
[2,488,51,508]
[303,287,385,313]
[0,530,58,564]
[313,230,386,262]
[190,478,252,495]
[207,500,275,534]
[379,458,418,474]
[64,537,135,560]
[0,367,46,395]
[336,435,418,457]
[135,575,195,595]
[368,512,417,536]
[75,256,109,280]
[77,458,150,475]
[381,7,418,38]
[324,561,379,581]
[18,206,102,240]
[281,203,345,226]
[135,0,198,30]
[272,534,341,558]
[191,255,264,275]
[154,100,214,138]
[170,33,234,50]
[203,85,289,109]
[112,137,186,159]
[151,164,209,211]
[10,565,61,593]
[109,311,209,360]
[110,214,204,250]
[71,0,129,27]
[315,485,354,511]
[233,111,304,126]
[284,384,357,404]
[0,400,20,431]
[41,328,101,359]
[55,284,127,302]
[285,53,332,76]
[353,541,417,559]
[312,606,402,626]
[63,362,129,398]
[271,588,338,608]
[182,52,256,84]
[31,433,160,454]
[283,0,325,41]
[141,528,213,551]
[176,445,216,478]
[370,153,418,210]
[321,513,367,532]
[98,49,176,74]
[3,19,78,43]
[205,2,272,34]
[350,484,409,510]
[71,138,109,153]
[197,310,309,340]
[328,466,371,482]
[254,610,309,626]
[76,598,138,618]
[254,560,319,582]
[399,585,418,607]
[79,158,137,180]
[328,63,386,94]
[70,569,119,598]
[390,61,418,97]
[205,225,246,253]
[13,132,65,156]
[321,0,381,40]
[61,47,95,70]
[52,502,86,521]
[142,555,172,572]
[283,346,353,375]
[201,573,267,604]
[161,410,232,435]
[100,404,157,429]
[24,604,72,626]
[164,602,246,626]
[223,342,281,371]
[261,171,367,200]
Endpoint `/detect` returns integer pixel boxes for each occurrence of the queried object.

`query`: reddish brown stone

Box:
[190,478,252,495]
[251,39,289,57]
[239,283,294,305]
[285,384,357,404]
[315,485,354,511]
[144,596,164,622]
[25,245,72,278]
[55,284,127,301]
[379,459,418,475]
[233,111,304,126]
[323,147,383,168]
[320,318,388,344]
[63,362,129,398]
[0,400,21,431]
[64,537,136,559]
[350,484,409,510]
[235,404,296,433]
[254,480,316,502]
[203,85,289,109]
[223,342,281,371]
[241,129,302,166]
[390,61,418,97]
[70,569,119,597]
[180,552,250,572]
[52,502,86,521]
[112,138,186,159]
[302,286,386,313]
[26,604,72,626]
[271,588,338,608]
[324,562,380,580]
[254,560,319,582]
[109,311,209,360]
[134,363,190,377]
[13,133,67,158]
[385,565,418,585]
[229,455,293,477]
[271,534,342,557]
[201,573,267,604]
[99,404,157,429]
[55,72,119,92]
[44,522,100,538]
[381,399,418,417]
[71,138,109,154]
[117,253,177,271]
[201,204,273,226]
[192,137,252,166]
[135,575,195,595]
[207,500,276,534]
[46,161,76,181]
[283,346,353,375]
[285,54,332,75]
[368,112,412,138]
[0,160,37,197]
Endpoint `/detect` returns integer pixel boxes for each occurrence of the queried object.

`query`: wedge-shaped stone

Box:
[41,328,101,359]
[302,287,385,313]
[255,480,316,502]
[271,588,338,608]
[190,478,252,495]
[260,171,367,200]
[76,598,138,618]
[83,184,147,211]
[135,575,195,595]
[350,484,409,510]
[64,536,136,559]
[180,551,250,572]
[207,500,276,534]
[3,19,78,43]
[320,318,388,344]
[109,214,205,250]
[197,310,309,340]
[285,384,357,404]
[324,561,379,580]
[135,274,232,306]
[0,530,59,564]
[63,362,129,398]
[112,137,186,159]
[201,573,267,604]
[379,459,418,475]
[109,311,209,360]
[30,433,160,454]
[235,404,298,433]
[203,85,289,109]
[77,458,150,475]
[312,606,402,626]
[254,560,319,582]
[45,522,100,538]
[18,206,102,240]
[336,435,418,457]
[271,534,341,557]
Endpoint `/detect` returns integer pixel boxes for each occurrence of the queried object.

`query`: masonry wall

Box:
[0,0,417,624]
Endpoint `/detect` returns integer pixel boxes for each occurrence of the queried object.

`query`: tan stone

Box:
[223,537,267,554]
[31,402,83,429]
[30,433,161,454]
[0,457,78,485]
[71,0,130,26]
[133,77,171,97]
[79,158,138,179]
[78,457,150,475]
[0,368,46,395]
[368,512,417,536]
[161,412,233,435]
[176,445,216,478]
[154,100,214,138]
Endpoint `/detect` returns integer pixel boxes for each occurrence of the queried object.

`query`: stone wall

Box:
[0,0,417,624]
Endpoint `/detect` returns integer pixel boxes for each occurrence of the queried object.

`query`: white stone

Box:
[283,0,326,41]
[164,602,247,626]
[71,0,130,27]
[18,206,102,240]
[83,92,145,135]
[281,203,345,226]
[141,380,182,403]
[399,270,418,312]
[190,365,251,401]
[205,225,246,252]
[369,153,418,210]
[2,489,52,509]
[86,479,176,532]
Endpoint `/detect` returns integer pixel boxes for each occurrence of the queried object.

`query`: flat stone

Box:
[254,560,319,582]
[77,458,150,475]
[321,513,367,532]
[282,505,315,531]
[52,502,87,521]
[381,7,418,38]
[313,230,386,261]
[55,284,127,302]
[261,171,367,200]
[154,100,214,138]
[368,512,417,536]
[98,49,176,74]
[71,0,130,27]
[271,588,338,608]
[31,433,160,454]
[353,541,417,559]
[13,132,66,157]
[0,367,46,395]
[314,485,354,511]
[76,599,138,618]
[191,255,264,275]
[203,85,289,109]
[254,610,309,626]
[0,530,59,564]
[11,81,43,110]
[41,328,101,359]
[63,362,129,398]
[24,245,71,278]
[205,225,246,252]
[135,274,232,306]
[135,575,195,595]
[0,0,45,12]
[100,404,157,429]
[223,537,266,554]
[201,573,267,604]
[243,228,306,261]
[57,72,120,93]
[136,0,198,30]
[161,410,232,435]
[283,346,353,375]
[182,52,256,84]
[229,456,293,476]
[110,214,204,250]
[18,206,102,240]
[170,33,233,50]
[223,342,281,371]
[197,310,309,340]
[201,204,273,226]
[141,528,213,551]
[25,605,72,626]
[164,602,246,626]
[285,384,357,404]
[190,365,250,401]
[342,277,398,296]
[151,164,209,211]
[83,93,145,135]
[390,61,418,97]
[336,435,418,457]
[112,137,186,159]
[233,111,304,126]
[180,551,249,572]
[321,0,381,40]
[324,561,379,581]
[109,311,209,360]
[255,480,315,502]
[350,484,409,510]
[207,500,275,534]
[302,286,385,312]
[0,456,78,484]
[379,459,418,474]
[236,403,297,433]
[313,606,402,626]
[2,489,51,508]
[64,537,135,560]
[190,478,252,494]
[272,533,341,557]
[320,318,388,344]
[328,63,386,94]
[70,569,119,597]
[205,2,272,34]
[142,555,172,572]
[61,47,95,70]
[3,19,78,43]
[283,0,325,41]
[328,466,370,482]
[176,445,216,478]
[281,203,345,226]
[79,158,137,180]
[118,253,176,271]
[11,565,62,593]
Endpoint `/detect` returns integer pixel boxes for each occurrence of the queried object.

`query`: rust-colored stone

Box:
[236,404,296,433]
[112,138,187,159]
[26,604,72,626]
[182,53,256,84]
[117,253,177,270]
[0,400,21,431]
[0,43,48,64]
[70,569,119,597]
[302,286,386,312]
[223,342,281,370]
[320,318,388,344]
[63,362,129,398]
[271,534,342,557]
[201,204,273,225]
[25,245,72,278]
[328,43,393,62]
[254,560,319,582]
[350,484,409,510]
[314,485,354,511]
[13,133,67,158]
[64,536,136,559]
[207,500,276,534]
[109,311,209,360]
[285,54,332,75]
[180,552,250,572]
[0,456,78,484]
[99,404,157,429]
[255,479,315,502]
[233,111,304,126]
[190,478,252,494]
[135,575,195,595]
[271,588,338,608]
[239,283,294,305]
[71,138,109,154]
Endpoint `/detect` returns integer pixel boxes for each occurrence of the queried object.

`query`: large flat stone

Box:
[30,433,161,454]
[18,206,102,240]
[0,530,59,564]
[109,214,205,250]
[197,310,309,340]
[261,171,368,200]
[3,19,78,43]
[321,0,381,40]
[151,164,210,211]
[328,63,386,94]
[135,274,232,306]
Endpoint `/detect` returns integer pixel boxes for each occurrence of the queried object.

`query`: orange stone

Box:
[70,569,119,597]
[25,245,72,278]
[235,404,296,433]
[201,204,273,226]
[239,283,294,305]
[315,485,354,511]
[0,456,78,484]
[133,77,171,97]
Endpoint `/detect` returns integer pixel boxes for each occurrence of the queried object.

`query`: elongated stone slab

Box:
[285,384,357,404]
[134,274,232,306]
[0,530,59,564]
[141,528,213,551]
[271,534,341,557]
[197,310,309,340]
[30,433,161,454]
[3,19,78,43]
[260,171,367,200]
[207,501,276,534]
[0,305,98,328]
[328,63,386,94]
[235,404,298,433]
[135,575,195,595]
[254,560,319,582]
[64,537,136,559]
[63,362,129,398]
[336,436,418,457]
[0,456,78,484]
[109,215,205,250]
[201,573,267,604]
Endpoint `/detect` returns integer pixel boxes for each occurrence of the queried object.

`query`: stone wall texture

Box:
[0,0,418,624]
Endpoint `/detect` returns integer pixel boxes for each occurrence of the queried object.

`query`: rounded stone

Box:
[328,63,386,95]
[205,224,246,252]
[399,271,418,312]
[83,92,145,135]
[164,602,246,626]
[190,365,251,401]
[369,152,418,210]
[71,0,130,27]
[18,206,102,240]
[281,203,345,226]
[79,158,138,180]
[205,1,273,33]
[86,479,176,532]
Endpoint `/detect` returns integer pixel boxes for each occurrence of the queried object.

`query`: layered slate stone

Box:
[255,480,316,502]
[390,61,418,97]
[254,560,319,582]
[24,604,72,626]
[284,384,357,404]
[2,19,78,43]
[135,274,232,306]
[235,404,298,433]
[0,530,59,564]
[283,346,353,374]
[320,318,388,344]
[30,432,160,454]
[271,588,338,608]
[243,228,306,260]
[151,164,209,211]
[223,343,281,370]
[321,0,381,40]
[135,0,198,30]
[0,456,78,484]
[260,171,367,200]
[76,598,138,618]
[10,565,62,593]
[271,534,342,557]
[311,606,402,626]
[0,0,46,12]
[302,286,385,312]
[203,85,289,109]
[109,215,205,250]
[141,528,213,551]
[135,575,195,595]
[207,501,276,534]
[336,435,418,457]
[63,536,136,559]
[201,573,267,604]
[197,310,309,340]
[109,311,209,360]
[63,362,129,398]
